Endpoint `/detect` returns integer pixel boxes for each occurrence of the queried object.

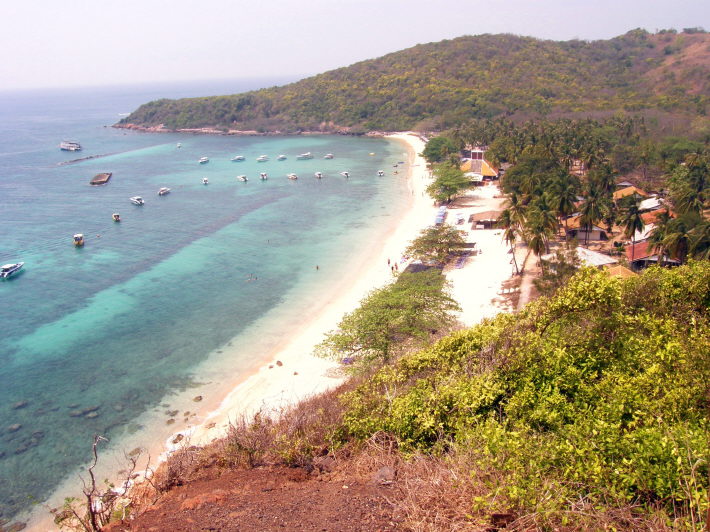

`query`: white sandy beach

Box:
[27,133,514,531]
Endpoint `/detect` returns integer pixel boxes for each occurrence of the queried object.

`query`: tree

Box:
[422,136,459,164]
[426,163,471,203]
[405,224,467,265]
[621,200,645,261]
[316,270,460,366]
[662,212,701,264]
[579,185,603,246]
[533,243,581,296]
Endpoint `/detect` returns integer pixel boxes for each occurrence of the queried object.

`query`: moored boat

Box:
[237,175,248,182]
[158,187,171,196]
[231,155,245,162]
[202,177,209,185]
[260,172,268,180]
[323,153,334,159]
[277,155,287,160]
[0,262,24,279]
[73,234,85,247]
[199,157,209,164]
[89,172,112,185]
[314,172,323,179]
[176,143,182,148]
[130,196,144,205]
[296,152,313,160]
[377,170,384,176]
[112,213,121,222]
[340,171,350,178]
[59,140,82,151]
[287,173,298,180]
[256,155,269,162]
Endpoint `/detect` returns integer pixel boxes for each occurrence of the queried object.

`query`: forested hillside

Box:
[118,29,710,133]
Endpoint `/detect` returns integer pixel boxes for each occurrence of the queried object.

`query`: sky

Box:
[1,0,709,91]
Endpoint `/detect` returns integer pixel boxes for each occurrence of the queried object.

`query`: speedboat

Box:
[59,140,82,151]
[277,155,287,160]
[260,172,268,180]
[202,177,209,185]
[296,152,313,160]
[199,157,209,164]
[112,213,121,222]
[237,175,248,182]
[340,171,350,178]
[287,173,298,180]
[256,155,269,162]
[73,234,85,247]
[323,153,334,159]
[231,155,245,162]
[377,170,384,176]
[130,196,144,205]
[0,262,24,279]
[314,172,323,179]
[158,187,171,196]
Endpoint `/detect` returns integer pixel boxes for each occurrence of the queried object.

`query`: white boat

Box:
[158,187,171,196]
[323,153,334,159]
[260,172,268,180]
[256,155,269,162]
[73,234,85,247]
[176,143,182,148]
[199,157,209,164]
[130,196,144,205]
[112,213,121,222]
[277,155,287,161]
[287,173,298,180]
[202,177,209,185]
[377,170,384,176]
[340,171,350,178]
[314,172,323,179]
[231,155,245,162]
[296,152,313,160]
[0,262,24,279]
[59,140,82,151]
[237,175,248,182]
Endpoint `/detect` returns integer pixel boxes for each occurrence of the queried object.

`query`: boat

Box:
[340,171,350,178]
[323,153,334,159]
[176,143,182,148]
[287,173,298,180]
[73,234,85,247]
[277,155,287,161]
[231,155,245,162]
[158,187,171,196]
[130,196,144,205]
[256,155,269,162]
[377,170,384,176]
[314,172,323,179]
[0,262,24,279]
[296,152,313,160]
[260,173,268,180]
[202,177,209,185]
[59,141,82,151]
[369,152,375,156]
[112,213,121,222]
[89,172,112,185]
[198,157,209,164]
[237,175,248,182]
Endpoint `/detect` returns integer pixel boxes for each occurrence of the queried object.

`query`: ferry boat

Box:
[314,172,323,179]
[323,153,334,159]
[237,175,248,182]
[277,155,287,161]
[340,171,350,178]
[158,187,171,196]
[73,234,85,247]
[296,152,313,160]
[0,262,24,279]
[260,173,268,180]
[59,141,82,151]
[198,157,209,164]
[130,196,144,205]
[202,177,209,185]
[256,155,269,162]
[231,155,245,162]
[112,213,121,222]
[287,173,298,180]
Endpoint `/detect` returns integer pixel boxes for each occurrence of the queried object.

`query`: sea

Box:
[0,79,412,522]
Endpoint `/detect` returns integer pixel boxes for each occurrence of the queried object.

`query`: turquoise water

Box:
[0,83,410,519]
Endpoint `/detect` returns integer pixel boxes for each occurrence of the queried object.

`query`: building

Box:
[625,241,680,271]
[541,246,618,269]
[460,145,499,182]
[564,214,608,241]
[613,186,648,202]
[470,210,502,229]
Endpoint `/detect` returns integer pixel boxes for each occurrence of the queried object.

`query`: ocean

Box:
[0,80,411,521]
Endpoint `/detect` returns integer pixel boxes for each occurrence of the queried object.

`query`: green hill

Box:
[118,29,710,133]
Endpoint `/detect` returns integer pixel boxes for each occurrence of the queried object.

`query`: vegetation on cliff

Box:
[118,29,709,133]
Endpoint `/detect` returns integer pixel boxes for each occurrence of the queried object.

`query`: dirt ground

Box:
[106,465,403,532]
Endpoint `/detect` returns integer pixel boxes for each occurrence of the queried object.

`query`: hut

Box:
[470,210,502,229]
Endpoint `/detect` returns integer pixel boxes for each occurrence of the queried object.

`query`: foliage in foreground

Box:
[341,263,710,527]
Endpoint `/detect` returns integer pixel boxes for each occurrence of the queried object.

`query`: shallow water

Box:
[0,82,410,519]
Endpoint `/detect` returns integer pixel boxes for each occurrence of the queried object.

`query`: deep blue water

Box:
[0,81,410,520]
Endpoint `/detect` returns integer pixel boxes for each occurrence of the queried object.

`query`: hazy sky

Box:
[2,0,709,90]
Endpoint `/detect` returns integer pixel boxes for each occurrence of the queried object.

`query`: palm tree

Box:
[689,218,710,260]
[550,177,579,240]
[621,201,645,262]
[499,209,520,275]
[647,209,673,266]
[662,213,701,265]
[580,186,603,246]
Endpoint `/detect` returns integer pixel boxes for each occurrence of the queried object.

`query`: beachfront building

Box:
[470,210,502,230]
[460,145,499,183]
